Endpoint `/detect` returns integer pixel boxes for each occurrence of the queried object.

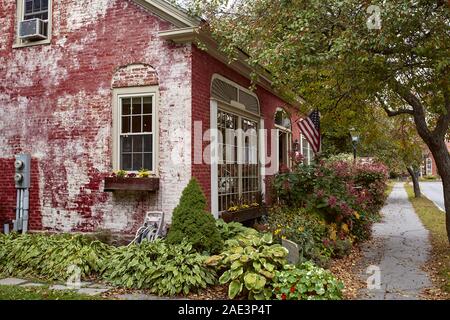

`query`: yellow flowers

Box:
[341,223,349,233]
[281,236,286,240]
[329,223,337,241]
[137,169,151,178]
[329,229,337,241]
[354,211,360,220]
[298,226,304,232]
[274,228,282,235]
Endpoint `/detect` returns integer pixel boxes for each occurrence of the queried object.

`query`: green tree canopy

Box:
[185,0,450,241]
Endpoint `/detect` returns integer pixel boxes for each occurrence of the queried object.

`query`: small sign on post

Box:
[282,238,300,265]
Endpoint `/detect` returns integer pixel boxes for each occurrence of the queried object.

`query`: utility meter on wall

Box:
[14,154,31,189]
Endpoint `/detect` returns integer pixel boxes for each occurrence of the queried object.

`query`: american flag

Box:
[297,110,321,153]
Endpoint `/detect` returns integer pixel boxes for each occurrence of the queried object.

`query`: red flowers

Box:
[281,293,287,300]
[290,286,296,293]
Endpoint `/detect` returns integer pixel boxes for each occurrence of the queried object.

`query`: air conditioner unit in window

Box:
[19,18,47,41]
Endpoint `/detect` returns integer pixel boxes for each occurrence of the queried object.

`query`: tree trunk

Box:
[407,166,421,198]
[428,139,450,244]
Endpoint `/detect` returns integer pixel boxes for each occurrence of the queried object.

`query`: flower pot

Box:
[104,176,160,192]
[220,206,266,223]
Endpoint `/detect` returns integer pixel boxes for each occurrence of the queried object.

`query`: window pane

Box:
[25,0,33,13]
[143,153,152,171]
[34,0,41,11]
[143,134,153,152]
[121,116,130,133]
[121,154,132,171]
[133,135,143,152]
[132,97,142,115]
[143,97,152,114]
[143,115,152,132]
[133,153,143,170]
[122,98,131,115]
[121,136,132,152]
[132,116,142,133]
[42,0,48,10]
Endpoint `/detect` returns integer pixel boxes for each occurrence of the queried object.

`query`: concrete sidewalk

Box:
[358,183,432,300]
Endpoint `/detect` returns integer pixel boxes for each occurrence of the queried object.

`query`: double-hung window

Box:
[15,0,52,47]
[24,0,49,21]
[116,93,156,172]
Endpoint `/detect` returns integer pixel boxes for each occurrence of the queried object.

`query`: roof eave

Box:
[133,0,200,28]
[159,28,304,107]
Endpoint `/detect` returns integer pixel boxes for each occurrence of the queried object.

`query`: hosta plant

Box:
[205,232,288,300]
[102,240,216,296]
[215,219,254,241]
[0,233,110,281]
[272,261,344,300]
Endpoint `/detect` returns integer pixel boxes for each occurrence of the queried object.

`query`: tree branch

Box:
[391,80,433,144]
[375,94,414,117]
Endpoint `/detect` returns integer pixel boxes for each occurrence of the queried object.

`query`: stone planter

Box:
[104,177,160,192]
[220,206,267,223]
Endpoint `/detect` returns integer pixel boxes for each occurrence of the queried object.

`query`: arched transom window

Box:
[211,76,260,115]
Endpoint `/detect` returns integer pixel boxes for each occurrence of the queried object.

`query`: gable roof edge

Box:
[133,0,200,28]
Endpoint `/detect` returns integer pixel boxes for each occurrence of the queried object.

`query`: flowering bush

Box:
[268,207,332,267]
[272,261,343,300]
[271,159,388,246]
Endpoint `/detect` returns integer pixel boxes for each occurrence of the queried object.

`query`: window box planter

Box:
[220,206,267,223]
[104,177,160,192]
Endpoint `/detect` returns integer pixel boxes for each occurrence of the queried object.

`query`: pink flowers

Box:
[327,195,337,208]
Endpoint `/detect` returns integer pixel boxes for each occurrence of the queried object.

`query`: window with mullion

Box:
[119,95,153,171]
[217,109,260,212]
[24,0,49,20]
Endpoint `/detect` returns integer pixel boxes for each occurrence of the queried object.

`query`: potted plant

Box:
[104,169,159,192]
[220,194,267,223]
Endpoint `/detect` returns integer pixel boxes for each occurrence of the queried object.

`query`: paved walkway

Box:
[0,277,184,300]
[0,277,111,296]
[358,183,432,300]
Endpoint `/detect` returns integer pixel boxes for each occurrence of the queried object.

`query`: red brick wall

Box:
[191,46,302,208]
[0,0,193,232]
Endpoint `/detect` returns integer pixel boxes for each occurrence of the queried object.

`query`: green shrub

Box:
[272,261,343,300]
[268,207,332,267]
[205,232,288,300]
[102,240,216,296]
[167,178,223,254]
[0,233,110,281]
[331,238,353,258]
[216,219,252,241]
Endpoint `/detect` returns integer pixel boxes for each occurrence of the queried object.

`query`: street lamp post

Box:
[350,130,359,163]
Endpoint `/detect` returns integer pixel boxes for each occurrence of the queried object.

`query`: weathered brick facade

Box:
[1,0,192,232]
[191,46,302,208]
[0,0,302,234]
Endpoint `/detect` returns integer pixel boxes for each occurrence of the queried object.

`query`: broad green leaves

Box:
[204,229,288,299]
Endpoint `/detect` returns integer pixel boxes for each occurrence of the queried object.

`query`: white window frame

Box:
[112,86,159,175]
[274,108,292,171]
[215,103,261,212]
[14,0,53,48]
[300,133,312,165]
